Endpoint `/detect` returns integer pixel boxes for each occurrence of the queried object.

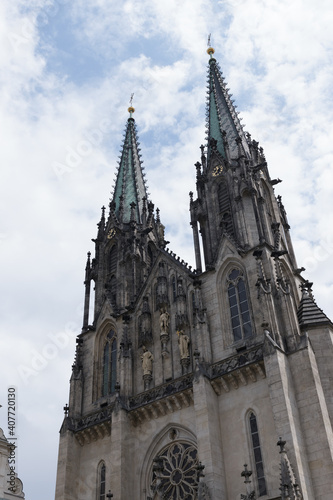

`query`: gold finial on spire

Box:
[207,33,215,58]
[128,93,135,117]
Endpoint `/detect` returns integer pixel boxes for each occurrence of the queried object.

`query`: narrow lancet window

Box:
[249,412,267,496]
[102,330,117,396]
[227,269,252,341]
[98,462,106,500]
[102,344,109,396]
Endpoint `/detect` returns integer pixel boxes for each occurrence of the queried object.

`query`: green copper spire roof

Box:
[112,108,149,223]
[206,47,250,160]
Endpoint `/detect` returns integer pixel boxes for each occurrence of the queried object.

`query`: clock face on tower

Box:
[212,164,224,177]
[107,228,116,240]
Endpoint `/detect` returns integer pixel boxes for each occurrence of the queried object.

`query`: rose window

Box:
[151,442,199,499]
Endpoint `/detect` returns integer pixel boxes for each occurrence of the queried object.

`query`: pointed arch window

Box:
[249,412,267,496]
[102,330,117,396]
[227,269,253,341]
[98,462,106,500]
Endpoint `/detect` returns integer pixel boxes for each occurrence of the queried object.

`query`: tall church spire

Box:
[112,106,149,223]
[191,46,297,270]
[206,46,249,160]
[84,106,164,321]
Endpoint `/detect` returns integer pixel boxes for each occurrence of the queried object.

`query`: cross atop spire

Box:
[207,33,215,59]
[128,93,135,118]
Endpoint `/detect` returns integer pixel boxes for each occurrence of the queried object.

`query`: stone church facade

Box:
[55,47,333,500]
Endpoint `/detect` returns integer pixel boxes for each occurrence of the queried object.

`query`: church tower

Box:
[55,48,333,500]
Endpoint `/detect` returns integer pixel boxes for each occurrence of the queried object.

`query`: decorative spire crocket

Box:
[112,105,149,223]
[206,45,249,161]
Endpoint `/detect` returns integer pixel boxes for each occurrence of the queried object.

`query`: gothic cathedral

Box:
[55,47,333,500]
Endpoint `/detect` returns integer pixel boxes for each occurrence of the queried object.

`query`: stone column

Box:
[119,318,133,397]
[191,221,202,273]
[264,341,315,499]
[307,325,333,427]
[110,406,131,500]
[55,427,80,500]
[288,340,333,499]
[69,371,83,419]
[83,252,91,329]
[192,367,227,499]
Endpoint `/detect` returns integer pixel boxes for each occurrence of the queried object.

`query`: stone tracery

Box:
[151,442,199,499]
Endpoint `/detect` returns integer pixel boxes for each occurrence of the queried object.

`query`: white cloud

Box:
[70,0,215,57]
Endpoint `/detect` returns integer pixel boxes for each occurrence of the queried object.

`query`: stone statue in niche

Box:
[159,308,170,356]
[160,308,170,334]
[177,329,190,359]
[141,346,154,375]
[141,345,154,390]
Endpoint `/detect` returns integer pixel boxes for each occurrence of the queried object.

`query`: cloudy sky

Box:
[0,0,333,498]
